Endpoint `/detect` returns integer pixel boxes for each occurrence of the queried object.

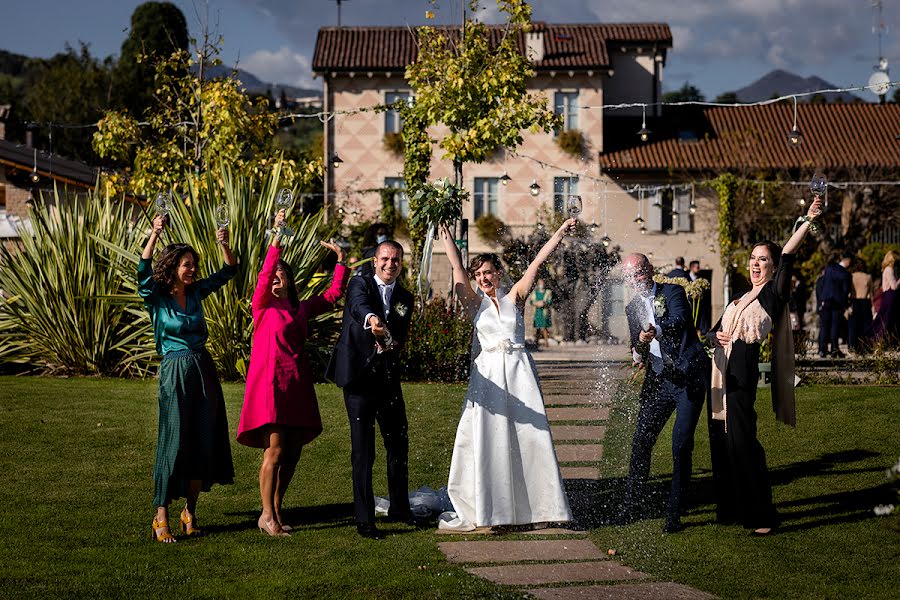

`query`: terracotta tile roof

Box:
[600,103,900,172]
[312,22,672,72]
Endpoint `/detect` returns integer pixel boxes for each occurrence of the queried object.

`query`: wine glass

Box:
[809,173,827,212]
[274,188,294,237]
[566,195,583,219]
[214,203,230,244]
[154,191,171,218]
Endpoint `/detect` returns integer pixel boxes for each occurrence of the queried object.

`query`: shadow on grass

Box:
[567,448,890,533]
[217,502,356,533]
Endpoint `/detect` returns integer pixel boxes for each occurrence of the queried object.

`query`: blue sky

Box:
[3,0,898,99]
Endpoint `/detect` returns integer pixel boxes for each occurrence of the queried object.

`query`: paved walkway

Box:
[435,356,715,599]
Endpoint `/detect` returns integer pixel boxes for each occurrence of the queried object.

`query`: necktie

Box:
[379,284,390,317]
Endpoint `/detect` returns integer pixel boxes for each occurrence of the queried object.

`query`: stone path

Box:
[435,358,716,599]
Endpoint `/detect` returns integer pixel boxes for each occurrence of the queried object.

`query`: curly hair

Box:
[152,243,200,294]
[467,253,504,279]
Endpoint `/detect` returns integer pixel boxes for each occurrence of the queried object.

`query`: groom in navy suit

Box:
[326,241,416,539]
[620,253,706,532]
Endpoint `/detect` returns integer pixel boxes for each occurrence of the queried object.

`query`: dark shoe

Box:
[817,352,827,358]
[386,513,432,528]
[663,518,683,534]
[831,350,846,358]
[356,524,385,540]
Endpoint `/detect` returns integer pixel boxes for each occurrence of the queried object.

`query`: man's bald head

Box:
[622,253,654,294]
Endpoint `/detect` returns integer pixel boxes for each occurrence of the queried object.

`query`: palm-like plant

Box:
[0,185,152,375]
[1,162,340,380]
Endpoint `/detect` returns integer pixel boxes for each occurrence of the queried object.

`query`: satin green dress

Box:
[138,257,238,506]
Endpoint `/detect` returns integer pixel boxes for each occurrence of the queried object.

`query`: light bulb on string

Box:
[499,173,511,186]
[601,235,611,247]
[330,152,344,168]
[637,105,651,142]
[529,180,541,196]
[640,225,648,235]
[689,203,697,215]
[798,197,806,207]
[759,182,766,205]
[787,96,802,146]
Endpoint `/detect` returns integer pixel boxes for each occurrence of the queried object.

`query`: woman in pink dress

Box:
[238,209,349,536]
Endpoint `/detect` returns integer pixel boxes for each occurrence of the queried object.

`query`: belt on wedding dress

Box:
[483,339,526,354]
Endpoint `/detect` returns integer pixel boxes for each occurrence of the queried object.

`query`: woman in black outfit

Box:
[708,197,822,535]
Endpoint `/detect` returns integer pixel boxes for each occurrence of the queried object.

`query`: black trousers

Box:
[623,369,704,522]
[343,361,411,526]
[847,299,872,350]
[818,305,843,354]
[709,366,778,529]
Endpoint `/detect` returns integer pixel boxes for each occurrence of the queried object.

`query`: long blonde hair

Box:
[883,250,900,271]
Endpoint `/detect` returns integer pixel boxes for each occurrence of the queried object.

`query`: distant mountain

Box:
[733,69,863,103]
[201,64,321,100]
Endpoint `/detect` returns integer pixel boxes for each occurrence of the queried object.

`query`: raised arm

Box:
[509,218,576,302]
[305,240,350,318]
[439,224,481,314]
[141,214,166,260]
[783,197,822,256]
[215,225,237,267]
[252,244,281,311]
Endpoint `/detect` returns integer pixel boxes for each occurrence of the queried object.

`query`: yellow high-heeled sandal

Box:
[180,508,202,537]
[151,517,176,543]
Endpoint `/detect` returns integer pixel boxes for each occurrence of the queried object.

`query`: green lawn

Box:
[591,381,900,599]
[0,377,517,600]
[0,376,897,599]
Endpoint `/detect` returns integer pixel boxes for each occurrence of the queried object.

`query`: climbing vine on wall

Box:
[710,173,738,268]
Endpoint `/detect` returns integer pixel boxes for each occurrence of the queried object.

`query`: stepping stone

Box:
[547,407,609,422]
[466,560,649,586]
[527,582,716,600]
[551,425,606,441]
[438,539,603,563]
[522,528,587,536]
[561,466,600,479]
[555,444,603,462]
[545,395,603,406]
[434,526,495,535]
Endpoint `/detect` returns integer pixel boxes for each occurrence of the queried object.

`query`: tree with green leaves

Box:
[402,0,559,277]
[93,31,321,198]
[714,91,739,104]
[113,1,189,118]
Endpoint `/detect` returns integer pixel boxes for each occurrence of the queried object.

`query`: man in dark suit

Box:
[817,255,852,358]
[326,241,416,539]
[667,256,690,280]
[620,253,706,533]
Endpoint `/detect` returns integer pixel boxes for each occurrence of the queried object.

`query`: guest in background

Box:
[355,223,391,278]
[817,255,851,358]
[872,250,899,345]
[789,274,809,333]
[529,278,553,349]
[138,214,238,543]
[847,258,874,353]
[689,260,712,335]
[668,257,690,279]
[237,209,349,536]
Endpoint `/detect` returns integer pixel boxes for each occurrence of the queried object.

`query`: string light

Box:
[499,172,511,185]
[788,96,802,146]
[638,105,650,142]
[29,148,39,184]
[529,180,541,196]
[759,182,766,205]
[330,152,344,168]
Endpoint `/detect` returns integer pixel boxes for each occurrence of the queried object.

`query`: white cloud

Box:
[240,46,315,89]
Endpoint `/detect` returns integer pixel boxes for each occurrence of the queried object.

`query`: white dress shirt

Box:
[364,274,395,328]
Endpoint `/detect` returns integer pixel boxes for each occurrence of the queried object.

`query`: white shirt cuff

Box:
[363,312,377,329]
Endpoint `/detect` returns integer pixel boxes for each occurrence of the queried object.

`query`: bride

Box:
[437,219,575,531]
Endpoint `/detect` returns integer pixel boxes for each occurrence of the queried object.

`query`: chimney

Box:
[0,105,10,141]
[526,31,545,64]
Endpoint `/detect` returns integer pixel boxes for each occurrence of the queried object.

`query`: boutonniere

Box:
[653,294,667,318]
[394,303,408,317]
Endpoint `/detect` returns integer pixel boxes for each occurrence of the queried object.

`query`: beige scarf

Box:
[710,283,795,429]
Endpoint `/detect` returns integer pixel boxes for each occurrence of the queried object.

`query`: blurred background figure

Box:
[847,258,873,353]
[355,223,392,277]
[817,255,851,358]
[529,278,553,350]
[668,256,689,279]
[872,250,899,346]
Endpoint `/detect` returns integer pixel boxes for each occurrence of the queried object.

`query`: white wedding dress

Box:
[438,289,572,531]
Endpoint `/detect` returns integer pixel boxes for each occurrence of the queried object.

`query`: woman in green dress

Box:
[530,278,553,349]
[139,214,238,543]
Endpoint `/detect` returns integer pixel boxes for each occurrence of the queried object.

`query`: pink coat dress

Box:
[237,245,349,448]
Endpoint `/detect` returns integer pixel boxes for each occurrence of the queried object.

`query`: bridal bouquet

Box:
[409,177,468,229]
